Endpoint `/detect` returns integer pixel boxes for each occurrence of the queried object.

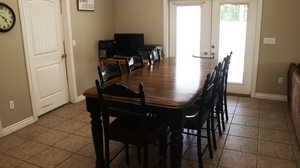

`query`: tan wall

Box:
[0,0,115,129]
[0,0,33,127]
[70,0,115,95]
[113,0,163,44]
[256,0,300,95]
[114,0,300,95]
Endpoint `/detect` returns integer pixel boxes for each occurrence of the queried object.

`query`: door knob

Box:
[61,53,67,58]
[203,52,208,55]
[211,45,215,49]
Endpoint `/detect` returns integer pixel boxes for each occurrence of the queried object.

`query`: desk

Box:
[84,57,216,168]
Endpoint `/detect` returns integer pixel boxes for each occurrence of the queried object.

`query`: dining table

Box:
[83,57,216,168]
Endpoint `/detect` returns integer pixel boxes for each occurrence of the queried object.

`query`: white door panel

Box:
[170,0,259,95]
[212,0,258,94]
[21,0,68,116]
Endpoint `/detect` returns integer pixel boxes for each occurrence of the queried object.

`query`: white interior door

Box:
[211,0,258,94]
[21,0,68,116]
[170,0,212,59]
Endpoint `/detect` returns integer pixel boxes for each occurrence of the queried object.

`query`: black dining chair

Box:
[182,72,217,168]
[97,63,122,85]
[126,56,144,72]
[95,80,168,168]
[222,52,232,122]
[148,49,160,65]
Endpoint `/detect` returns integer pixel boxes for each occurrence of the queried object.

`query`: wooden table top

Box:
[84,57,216,109]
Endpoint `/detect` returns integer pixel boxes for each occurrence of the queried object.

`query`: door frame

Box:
[163,0,263,96]
[18,0,79,121]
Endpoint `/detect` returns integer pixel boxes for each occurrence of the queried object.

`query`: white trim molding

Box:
[251,0,263,97]
[73,95,86,103]
[253,93,287,102]
[0,117,36,138]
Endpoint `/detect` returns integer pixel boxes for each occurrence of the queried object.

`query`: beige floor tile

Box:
[54,134,91,153]
[225,136,258,153]
[56,154,95,168]
[260,109,288,121]
[182,159,217,168]
[0,153,24,168]
[259,118,289,131]
[220,150,257,168]
[229,124,259,139]
[14,124,49,140]
[232,115,259,127]
[77,143,96,158]
[258,141,294,160]
[53,120,87,133]
[235,107,260,118]
[237,97,260,109]
[34,129,70,146]
[259,128,293,144]
[5,141,50,160]
[259,100,288,111]
[72,113,91,123]
[51,104,84,120]
[257,156,296,168]
[73,124,92,138]
[0,134,28,152]
[15,162,40,168]
[36,114,67,129]
[27,147,72,168]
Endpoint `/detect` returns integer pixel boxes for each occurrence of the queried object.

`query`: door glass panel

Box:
[176,5,201,60]
[218,4,248,84]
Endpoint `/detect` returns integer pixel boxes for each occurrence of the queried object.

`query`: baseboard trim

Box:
[253,92,287,102]
[72,95,85,103]
[0,116,36,138]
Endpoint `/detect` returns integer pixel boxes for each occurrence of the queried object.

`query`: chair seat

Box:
[109,118,165,145]
[184,104,209,130]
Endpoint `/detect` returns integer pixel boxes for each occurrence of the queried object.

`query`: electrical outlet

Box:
[278,77,284,85]
[9,101,15,110]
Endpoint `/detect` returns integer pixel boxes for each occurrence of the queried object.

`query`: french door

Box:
[170,0,259,95]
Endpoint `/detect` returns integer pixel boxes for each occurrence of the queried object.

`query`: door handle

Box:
[61,53,67,59]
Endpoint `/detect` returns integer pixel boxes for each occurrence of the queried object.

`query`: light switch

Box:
[72,40,77,47]
[263,38,276,45]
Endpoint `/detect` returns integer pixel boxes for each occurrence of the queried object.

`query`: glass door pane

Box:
[218,4,248,84]
[176,6,201,60]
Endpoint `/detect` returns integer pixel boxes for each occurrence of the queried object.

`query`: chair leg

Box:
[137,146,142,164]
[143,145,149,168]
[224,93,229,121]
[206,119,213,159]
[197,129,204,168]
[215,105,223,136]
[125,144,130,166]
[160,128,168,168]
[211,116,217,150]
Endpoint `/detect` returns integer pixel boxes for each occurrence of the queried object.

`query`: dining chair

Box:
[95,80,168,168]
[148,49,160,65]
[126,56,144,72]
[182,72,217,168]
[97,63,122,85]
[222,52,232,122]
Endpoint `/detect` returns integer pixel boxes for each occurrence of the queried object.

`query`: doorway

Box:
[19,0,69,117]
[170,0,260,95]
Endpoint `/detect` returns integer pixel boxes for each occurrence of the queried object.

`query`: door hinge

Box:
[59,0,63,14]
[62,40,67,58]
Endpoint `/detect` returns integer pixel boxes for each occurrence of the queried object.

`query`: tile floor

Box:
[0,96,299,168]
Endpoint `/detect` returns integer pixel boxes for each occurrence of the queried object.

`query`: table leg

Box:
[88,99,105,168]
[169,111,184,168]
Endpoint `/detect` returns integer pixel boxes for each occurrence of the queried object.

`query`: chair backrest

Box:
[223,52,233,92]
[126,56,144,72]
[97,63,121,85]
[148,49,160,65]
